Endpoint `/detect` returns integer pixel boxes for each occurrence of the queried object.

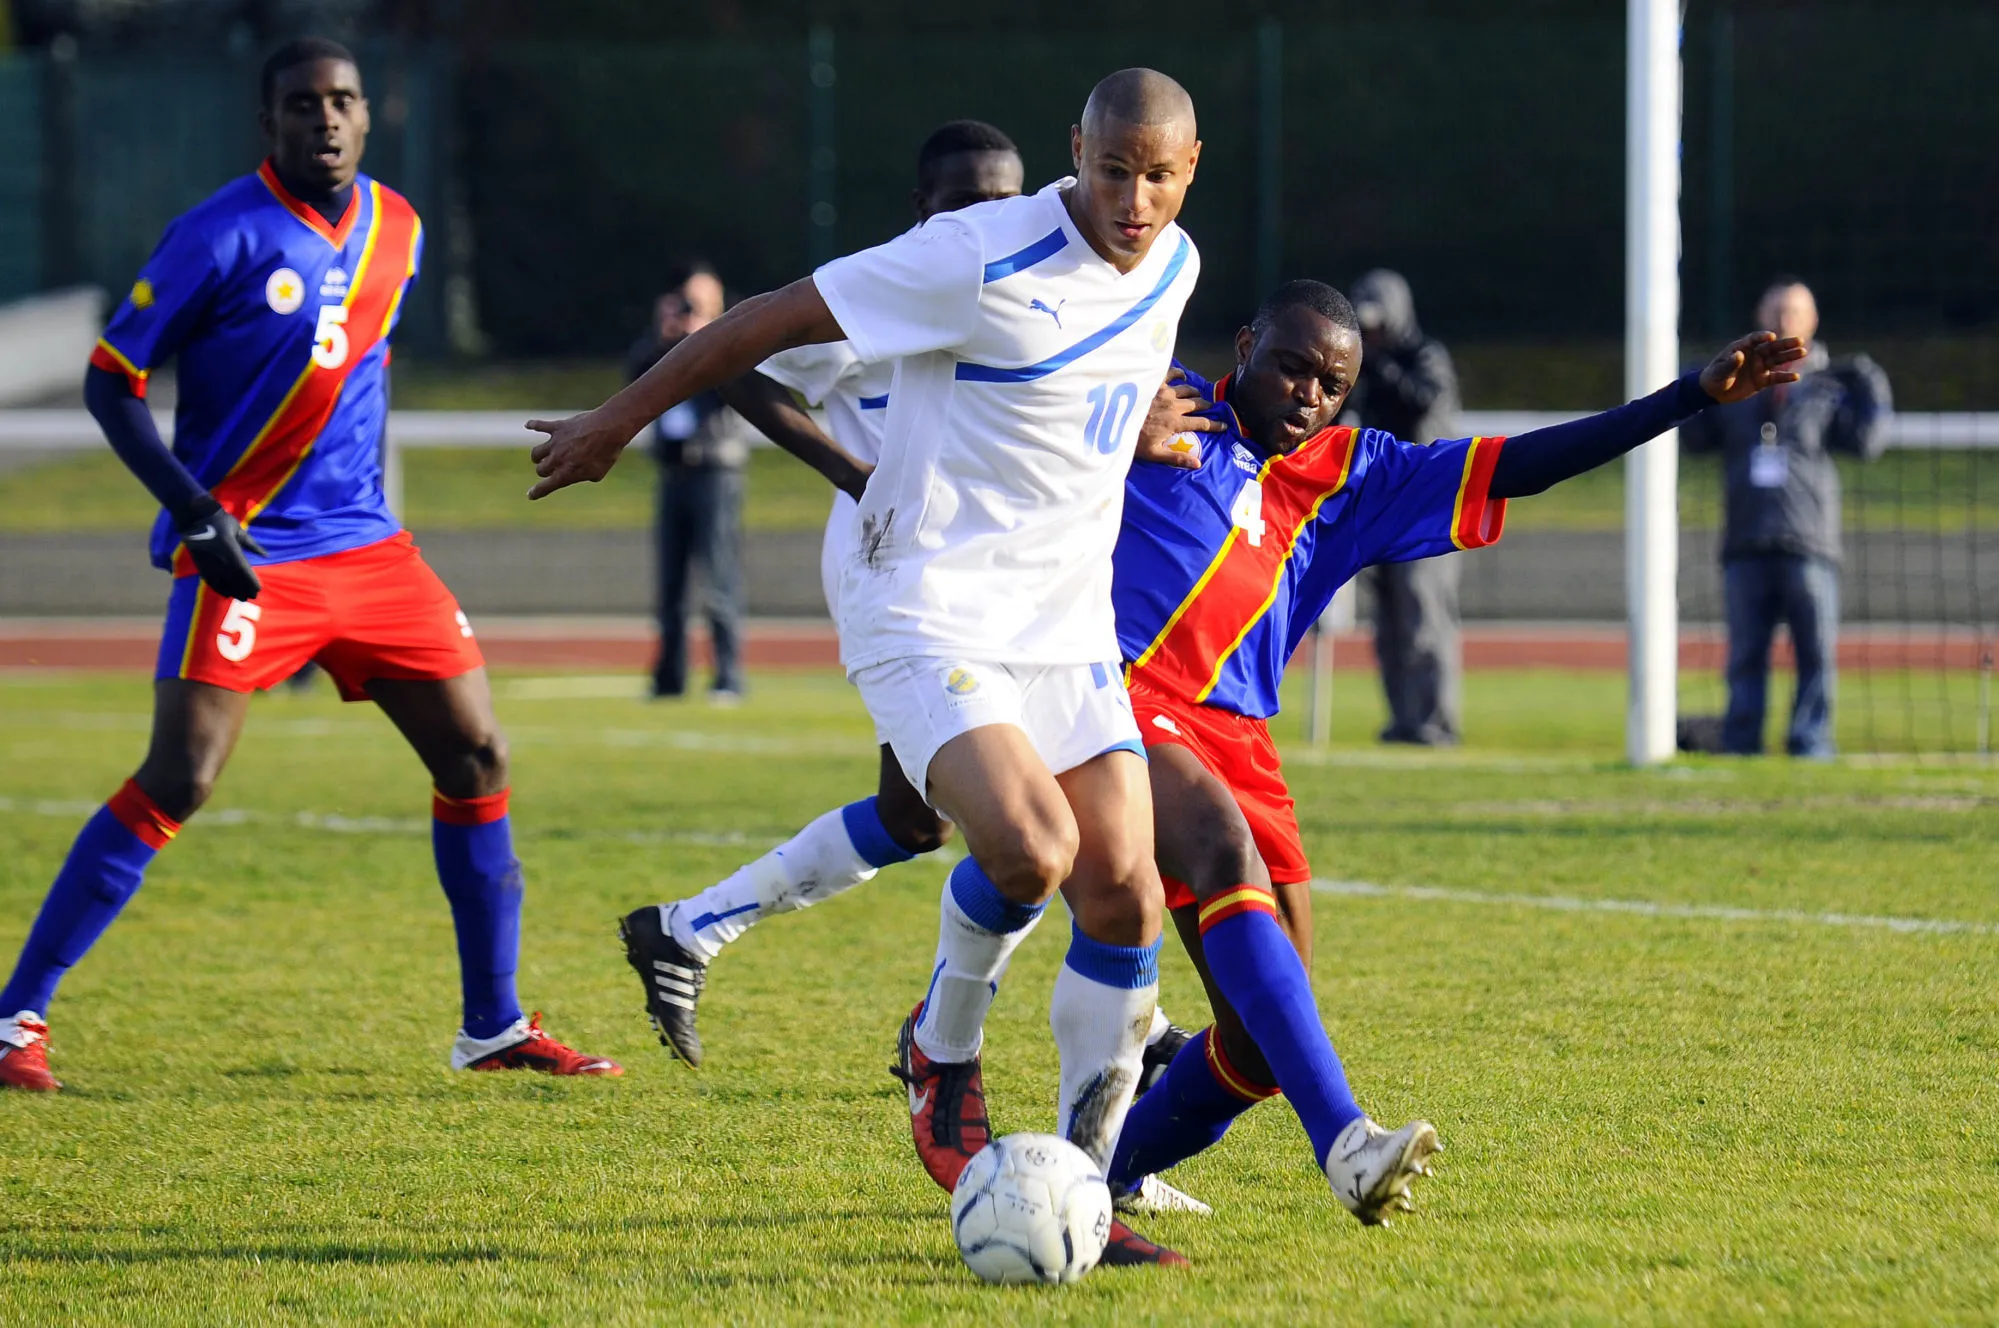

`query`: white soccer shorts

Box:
[852,657,1145,800]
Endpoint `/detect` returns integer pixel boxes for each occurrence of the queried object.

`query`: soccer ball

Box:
[949,1132,1113,1285]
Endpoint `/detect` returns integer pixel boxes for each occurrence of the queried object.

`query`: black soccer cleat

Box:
[1137,1019,1195,1097]
[619,904,708,1067]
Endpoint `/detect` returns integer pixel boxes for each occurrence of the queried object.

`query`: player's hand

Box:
[1700,331,1809,405]
[1133,370,1224,470]
[174,493,265,601]
[840,461,876,503]
[526,408,640,500]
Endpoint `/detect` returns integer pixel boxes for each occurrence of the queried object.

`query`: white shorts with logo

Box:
[852,656,1146,800]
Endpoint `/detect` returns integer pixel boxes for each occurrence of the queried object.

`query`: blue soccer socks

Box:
[840,797,919,870]
[0,780,176,1017]
[432,789,525,1041]
[1198,883,1363,1167]
[1110,1027,1277,1187]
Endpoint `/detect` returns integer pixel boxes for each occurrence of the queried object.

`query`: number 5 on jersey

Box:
[216,600,262,663]
[1231,478,1266,547]
[312,305,349,370]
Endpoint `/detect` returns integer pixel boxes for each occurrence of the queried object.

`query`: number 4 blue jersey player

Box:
[1103,279,1807,1224]
[0,39,618,1092]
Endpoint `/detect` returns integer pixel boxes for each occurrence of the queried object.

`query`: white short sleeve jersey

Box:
[812,179,1200,670]
[759,337,895,466]
[757,341,895,651]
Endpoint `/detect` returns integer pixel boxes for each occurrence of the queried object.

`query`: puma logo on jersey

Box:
[1029,298,1065,328]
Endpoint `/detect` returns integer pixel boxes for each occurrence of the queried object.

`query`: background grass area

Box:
[6,435,1996,536]
[1,667,1996,1323]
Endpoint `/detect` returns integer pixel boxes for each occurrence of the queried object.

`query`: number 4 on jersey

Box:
[1230,478,1267,547]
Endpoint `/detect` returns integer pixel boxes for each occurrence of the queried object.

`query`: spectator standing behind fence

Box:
[1340,269,1465,746]
[627,263,753,702]
[1679,279,1892,758]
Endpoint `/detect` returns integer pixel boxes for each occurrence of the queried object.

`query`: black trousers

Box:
[1370,553,1463,745]
[654,463,744,696]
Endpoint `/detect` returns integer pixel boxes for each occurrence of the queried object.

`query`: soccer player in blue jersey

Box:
[710,277,1800,1233]
[0,39,618,1091]
[1105,280,1804,1222]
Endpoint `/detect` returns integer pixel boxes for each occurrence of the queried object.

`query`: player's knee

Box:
[436,727,509,800]
[133,761,218,823]
[1189,817,1260,899]
[885,806,953,857]
[982,820,1078,903]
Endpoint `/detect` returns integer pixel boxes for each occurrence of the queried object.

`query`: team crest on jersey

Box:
[944,667,981,696]
[265,267,305,315]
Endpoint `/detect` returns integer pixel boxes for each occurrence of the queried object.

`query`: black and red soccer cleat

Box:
[0,1012,60,1092]
[890,1004,990,1192]
[451,1012,623,1076]
[1100,1217,1191,1268]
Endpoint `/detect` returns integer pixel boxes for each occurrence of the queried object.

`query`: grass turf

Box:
[1,667,1996,1324]
[7,441,1998,536]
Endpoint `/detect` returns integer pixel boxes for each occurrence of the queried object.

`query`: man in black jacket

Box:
[1341,269,1465,745]
[627,262,753,701]
[1681,278,1892,757]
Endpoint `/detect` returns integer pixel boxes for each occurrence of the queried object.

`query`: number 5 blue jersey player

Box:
[1104,279,1806,1224]
[0,39,618,1092]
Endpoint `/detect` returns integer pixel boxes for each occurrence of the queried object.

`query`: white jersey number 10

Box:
[1230,478,1267,547]
[1084,381,1140,456]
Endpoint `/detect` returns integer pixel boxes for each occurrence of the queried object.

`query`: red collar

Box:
[258,159,361,247]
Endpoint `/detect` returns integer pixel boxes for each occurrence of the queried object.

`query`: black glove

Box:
[173,493,266,601]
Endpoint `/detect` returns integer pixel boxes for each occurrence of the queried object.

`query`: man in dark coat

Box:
[1680,278,1892,757]
[627,262,753,701]
[1342,269,1465,745]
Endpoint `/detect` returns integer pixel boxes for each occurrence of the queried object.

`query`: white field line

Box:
[1312,878,1999,937]
[0,794,1982,937]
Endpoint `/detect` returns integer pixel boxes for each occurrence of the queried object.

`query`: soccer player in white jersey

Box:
[615,121,1027,1067]
[529,68,1204,1266]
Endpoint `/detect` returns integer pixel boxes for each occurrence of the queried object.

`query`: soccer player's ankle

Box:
[461,1004,523,1042]
[946,857,1047,935]
[663,900,714,960]
[840,797,923,868]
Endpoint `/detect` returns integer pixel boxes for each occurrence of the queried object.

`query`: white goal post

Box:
[1625,0,1684,766]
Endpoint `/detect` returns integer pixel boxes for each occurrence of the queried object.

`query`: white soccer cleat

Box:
[1322,1117,1440,1226]
[1113,1172,1214,1217]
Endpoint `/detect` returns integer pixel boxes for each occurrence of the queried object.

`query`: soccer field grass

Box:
[2,669,1996,1324]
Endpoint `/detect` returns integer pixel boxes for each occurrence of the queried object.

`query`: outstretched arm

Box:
[715,369,873,501]
[1490,332,1807,499]
[529,278,845,499]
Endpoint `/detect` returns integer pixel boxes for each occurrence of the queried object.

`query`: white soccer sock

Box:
[912,859,1047,1064]
[1145,1005,1172,1046]
[1050,924,1163,1169]
[668,800,914,962]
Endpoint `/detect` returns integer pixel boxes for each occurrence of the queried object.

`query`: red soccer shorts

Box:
[155,531,484,702]
[1127,678,1311,912]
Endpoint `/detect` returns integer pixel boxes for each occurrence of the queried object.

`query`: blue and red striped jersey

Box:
[1114,366,1508,718]
[91,161,422,572]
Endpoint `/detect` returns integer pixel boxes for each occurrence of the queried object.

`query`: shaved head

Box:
[1081,67,1197,140]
